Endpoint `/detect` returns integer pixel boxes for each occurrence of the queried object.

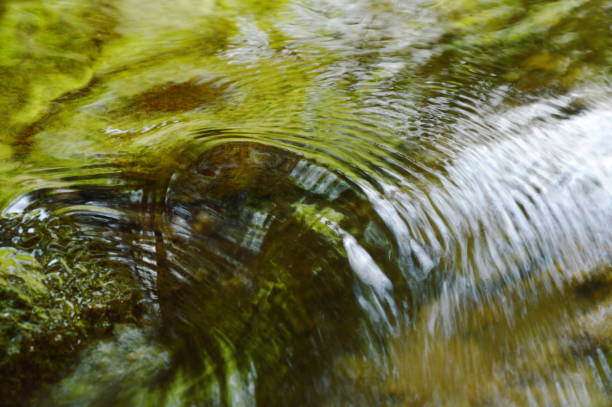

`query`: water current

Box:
[0,0,610,406]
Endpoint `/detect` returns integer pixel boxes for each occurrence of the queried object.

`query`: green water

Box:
[0,0,611,406]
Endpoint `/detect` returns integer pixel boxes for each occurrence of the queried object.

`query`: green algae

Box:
[438,0,611,90]
[0,0,607,200]
[0,0,610,405]
[0,0,116,137]
[0,211,146,404]
[292,202,345,243]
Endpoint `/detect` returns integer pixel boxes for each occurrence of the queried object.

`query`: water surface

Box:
[0,0,611,406]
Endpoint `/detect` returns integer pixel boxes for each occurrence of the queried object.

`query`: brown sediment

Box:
[131,78,232,114]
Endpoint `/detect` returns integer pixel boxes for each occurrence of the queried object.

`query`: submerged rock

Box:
[0,210,146,405]
[0,141,403,406]
[43,325,170,407]
[0,0,610,405]
[152,141,402,406]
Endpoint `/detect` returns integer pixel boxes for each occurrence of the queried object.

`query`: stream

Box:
[0,1,611,406]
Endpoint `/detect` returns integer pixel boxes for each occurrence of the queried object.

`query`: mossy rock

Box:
[0,210,146,405]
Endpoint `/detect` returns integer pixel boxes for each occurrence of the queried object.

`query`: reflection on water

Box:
[0,0,610,406]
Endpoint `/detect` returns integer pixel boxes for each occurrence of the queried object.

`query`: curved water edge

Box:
[0,0,611,406]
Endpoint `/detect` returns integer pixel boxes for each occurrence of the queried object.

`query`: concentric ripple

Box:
[0,0,610,406]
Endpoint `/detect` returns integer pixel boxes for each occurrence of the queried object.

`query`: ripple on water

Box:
[0,0,610,405]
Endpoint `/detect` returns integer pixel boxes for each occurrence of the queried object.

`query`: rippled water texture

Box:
[0,0,611,406]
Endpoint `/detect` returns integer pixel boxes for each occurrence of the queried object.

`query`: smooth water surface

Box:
[0,0,611,406]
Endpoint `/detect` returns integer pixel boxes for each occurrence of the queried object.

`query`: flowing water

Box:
[0,0,611,406]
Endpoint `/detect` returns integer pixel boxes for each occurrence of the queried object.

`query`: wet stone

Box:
[0,209,146,405]
[0,142,405,406]
[153,142,403,406]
